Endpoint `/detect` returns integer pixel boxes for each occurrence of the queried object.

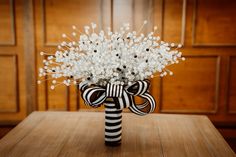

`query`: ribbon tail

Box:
[136,100,149,109]
[128,92,156,116]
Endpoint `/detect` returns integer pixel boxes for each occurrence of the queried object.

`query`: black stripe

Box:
[121,93,127,108]
[105,120,122,126]
[105,110,122,114]
[140,81,145,94]
[104,100,115,103]
[105,115,122,120]
[105,106,115,109]
[105,127,122,133]
[113,97,121,109]
[105,133,122,139]
[104,105,116,109]
[116,85,120,97]
[104,102,116,107]
[105,139,121,146]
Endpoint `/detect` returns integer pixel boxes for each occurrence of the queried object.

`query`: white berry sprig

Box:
[38,21,185,89]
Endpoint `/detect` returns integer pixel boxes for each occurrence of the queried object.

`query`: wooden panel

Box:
[113,0,156,32]
[133,0,155,33]
[0,0,30,123]
[43,0,103,45]
[36,0,106,111]
[30,0,236,127]
[162,0,186,44]
[193,0,236,46]
[0,0,15,45]
[47,82,68,111]
[161,56,220,113]
[228,57,236,113]
[153,0,163,37]
[0,55,18,112]
[23,0,36,113]
[113,0,133,31]
[36,0,111,111]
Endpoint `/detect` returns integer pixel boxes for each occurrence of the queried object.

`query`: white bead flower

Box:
[38,22,185,88]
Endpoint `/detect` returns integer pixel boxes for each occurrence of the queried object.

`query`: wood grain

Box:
[32,0,236,125]
[113,0,134,31]
[0,55,18,112]
[0,0,15,45]
[0,0,30,123]
[162,0,185,44]
[193,0,236,46]
[161,56,219,113]
[43,0,103,45]
[1,0,236,132]
[23,0,37,114]
[228,57,236,113]
[0,112,235,157]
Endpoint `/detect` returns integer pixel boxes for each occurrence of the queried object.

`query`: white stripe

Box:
[105,130,122,136]
[93,93,106,105]
[105,118,122,123]
[118,97,124,109]
[129,96,146,116]
[109,84,113,97]
[123,92,130,108]
[119,85,123,97]
[79,81,88,90]
[105,113,122,118]
[105,136,121,142]
[137,101,149,109]
[83,88,94,104]
[105,103,116,107]
[129,106,143,116]
[113,84,116,97]
[116,85,120,97]
[105,108,118,112]
[136,81,143,95]
[129,105,145,116]
[128,92,156,115]
[106,83,110,97]
[143,93,155,112]
[141,81,148,94]
[105,124,122,130]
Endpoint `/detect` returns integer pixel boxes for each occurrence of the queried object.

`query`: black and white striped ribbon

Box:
[79,80,156,114]
[79,80,156,146]
[106,83,123,97]
[104,102,122,146]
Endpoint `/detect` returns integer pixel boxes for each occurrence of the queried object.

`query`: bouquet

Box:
[38,21,184,146]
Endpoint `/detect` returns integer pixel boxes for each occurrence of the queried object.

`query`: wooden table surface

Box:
[0,111,235,157]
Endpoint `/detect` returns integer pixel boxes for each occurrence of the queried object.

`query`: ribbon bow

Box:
[79,80,156,116]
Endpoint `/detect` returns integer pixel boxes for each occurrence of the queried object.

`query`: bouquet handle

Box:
[104,98,122,146]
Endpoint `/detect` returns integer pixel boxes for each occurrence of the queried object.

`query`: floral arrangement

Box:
[38,21,184,89]
[38,21,185,146]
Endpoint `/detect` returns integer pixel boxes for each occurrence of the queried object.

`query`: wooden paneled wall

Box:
[0,0,236,126]
[0,0,28,123]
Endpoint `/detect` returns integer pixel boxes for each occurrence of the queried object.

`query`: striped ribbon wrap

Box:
[79,80,156,146]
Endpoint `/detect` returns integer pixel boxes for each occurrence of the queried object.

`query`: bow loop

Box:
[82,86,106,107]
[125,80,150,95]
[79,80,156,115]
